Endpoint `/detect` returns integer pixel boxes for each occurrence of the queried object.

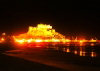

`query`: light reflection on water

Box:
[48,43,100,57]
[64,47,97,57]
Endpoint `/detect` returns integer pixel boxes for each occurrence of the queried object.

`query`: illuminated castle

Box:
[12,24,97,44]
[13,24,66,43]
[14,24,65,39]
[28,24,65,39]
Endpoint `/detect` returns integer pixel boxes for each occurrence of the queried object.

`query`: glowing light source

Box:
[35,39,43,42]
[0,37,5,43]
[91,51,96,57]
[44,40,49,42]
[66,48,70,52]
[65,39,71,42]
[90,38,97,42]
[15,39,25,44]
[90,43,95,46]
[27,39,32,43]
[52,39,60,42]
[1,38,5,41]
[74,50,78,54]
[2,33,6,36]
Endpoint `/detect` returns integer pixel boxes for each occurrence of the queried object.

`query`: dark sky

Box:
[0,1,100,39]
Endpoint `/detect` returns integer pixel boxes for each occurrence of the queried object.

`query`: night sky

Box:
[0,1,100,39]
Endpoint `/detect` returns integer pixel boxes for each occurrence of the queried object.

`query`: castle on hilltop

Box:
[14,24,65,39]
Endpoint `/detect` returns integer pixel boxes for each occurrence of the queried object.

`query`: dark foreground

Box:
[0,43,67,71]
[4,47,100,71]
[0,53,67,71]
[1,43,100,71]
